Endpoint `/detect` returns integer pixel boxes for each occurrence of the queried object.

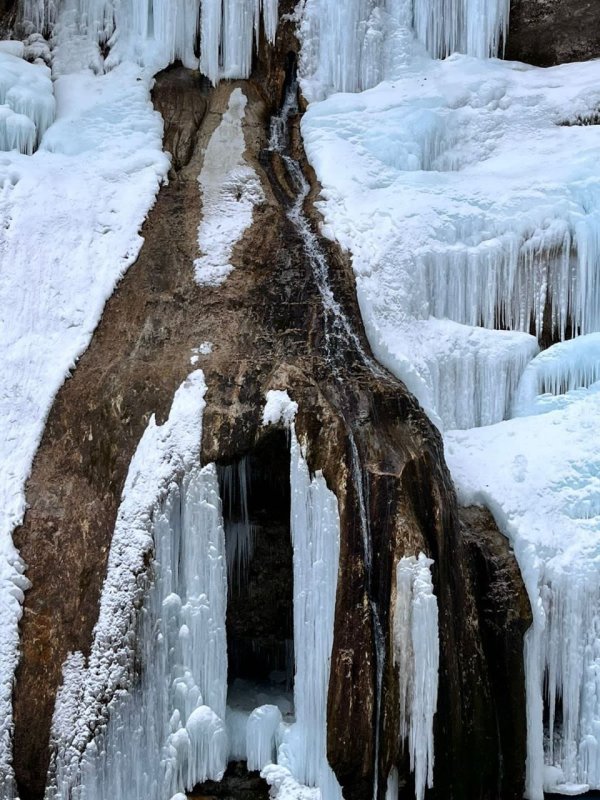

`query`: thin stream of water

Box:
[268,77,387,800]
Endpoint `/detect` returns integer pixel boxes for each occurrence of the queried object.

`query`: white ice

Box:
[393,554,439,800]
[263,390,343,800]
[47,370,234,799]
[22,0,279,82]
[513,334,600,418]
[194,88,264,287]
[301,52,600,430]
[445,385,600,798]
[0,51,54,154]
[0,48,168,789]
[298,0,510,100]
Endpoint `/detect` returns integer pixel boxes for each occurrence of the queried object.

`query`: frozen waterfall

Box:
[46,385,342,800]
[22,0,279,81]
[0,51,54,153]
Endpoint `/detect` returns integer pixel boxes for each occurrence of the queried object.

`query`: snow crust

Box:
[301,53,600,430]
[0,51,54,153]
[194,88,263,287]
[23,0,279,81]
[0,54,167,789]
[393,554,439,800]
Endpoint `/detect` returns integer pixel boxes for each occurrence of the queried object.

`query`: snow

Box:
[194,88,264,287]
[0,50,168,788]
[393,554,439,800]
[47,370,235,799]
[23,0,279,81]
[0,51,54,154]
[301,53,600,430]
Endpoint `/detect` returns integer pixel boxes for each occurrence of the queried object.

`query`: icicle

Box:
[0,53,54,154]
[513,334,600,417]
[393,553,439,800]
[262,391,343,800]
[219,458,257,589]
[246,705,282,771]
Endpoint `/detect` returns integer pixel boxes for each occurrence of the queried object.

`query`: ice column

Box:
[46,371,230,800]
[262,390,343,798]
[393,553,439,800]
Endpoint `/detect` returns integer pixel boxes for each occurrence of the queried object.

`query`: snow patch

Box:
[194,88,264,287]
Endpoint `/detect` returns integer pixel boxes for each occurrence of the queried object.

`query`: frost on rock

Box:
[393,554,439,800]
[194,88,264,287]
[301,55,600,430]
[22,0,278,80]
[263,391,343,800]
[298,0,509,99]
[46,371,232,800]
[0,51,54,153]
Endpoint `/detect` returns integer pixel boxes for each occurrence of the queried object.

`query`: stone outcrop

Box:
[12,11,531,800]
[506,0,600,66]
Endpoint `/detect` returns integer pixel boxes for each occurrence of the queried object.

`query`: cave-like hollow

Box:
[217,429,295,766]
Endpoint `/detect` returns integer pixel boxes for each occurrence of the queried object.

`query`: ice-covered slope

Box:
[446,381,600,798]
[301,53,600,430]
[0,47,168,790]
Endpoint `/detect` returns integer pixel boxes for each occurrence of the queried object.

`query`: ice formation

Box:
[513,334,600,417]
[298,0,510,98]
[298,0,600,796]
[301,54,600,430]
[47,370,234,799]
[0,52,167,789]
[393,554,439,800]
[219,457,257,588]
[194,88,264,287]
[445,386,600,798]
[263,391,343,800]
[22,0,279,80]
[0,51,54,153]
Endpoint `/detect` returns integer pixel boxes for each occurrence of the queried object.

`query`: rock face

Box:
[506,0,600,65]
[12,12,531,800]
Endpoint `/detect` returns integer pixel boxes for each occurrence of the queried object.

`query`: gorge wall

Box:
[5,0,596,798]
[9,14,533,800]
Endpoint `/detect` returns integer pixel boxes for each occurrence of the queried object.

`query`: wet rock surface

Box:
[506,0,600,66]
[13,13,530,800]
[190,761,270,800]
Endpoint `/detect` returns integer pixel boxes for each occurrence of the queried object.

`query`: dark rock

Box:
[506,0,600,66]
